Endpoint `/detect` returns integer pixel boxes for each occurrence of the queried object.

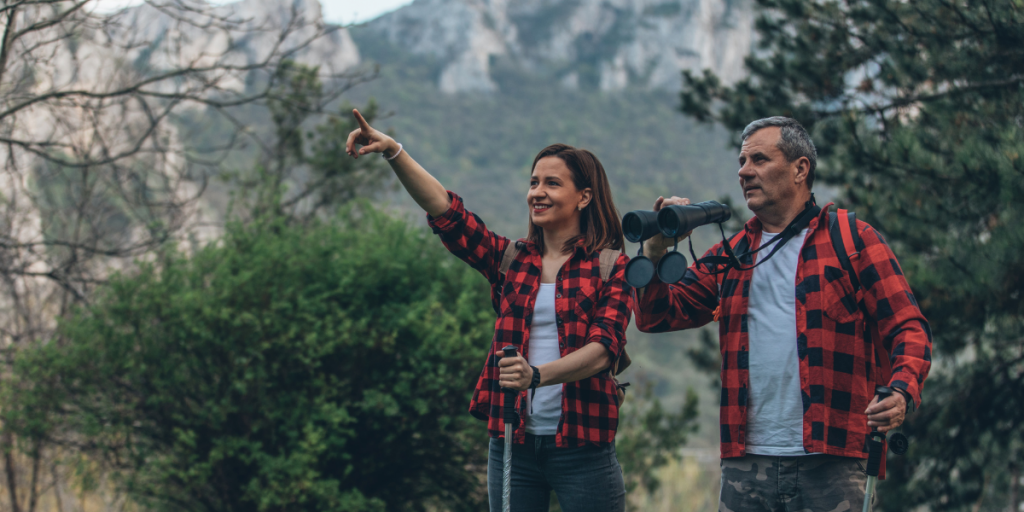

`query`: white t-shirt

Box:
[524,283,563,435]
[745,228,811,456]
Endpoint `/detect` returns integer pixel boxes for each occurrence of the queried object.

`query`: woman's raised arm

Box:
[346,109,450,217]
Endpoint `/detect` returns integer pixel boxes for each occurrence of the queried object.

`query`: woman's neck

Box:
[541,224,581,258]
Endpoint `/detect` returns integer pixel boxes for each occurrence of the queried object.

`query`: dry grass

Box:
[628,453,721,512]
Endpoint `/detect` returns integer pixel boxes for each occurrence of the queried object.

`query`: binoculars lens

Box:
[623,210,661,243]
[657,201,732,239]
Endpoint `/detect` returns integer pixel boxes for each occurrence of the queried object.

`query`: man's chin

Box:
[745,197,764,212]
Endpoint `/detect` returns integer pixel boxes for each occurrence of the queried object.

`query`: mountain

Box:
[117,0,361,88]
[363,0,754,93]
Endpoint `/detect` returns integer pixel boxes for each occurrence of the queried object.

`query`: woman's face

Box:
[527,156,591,233]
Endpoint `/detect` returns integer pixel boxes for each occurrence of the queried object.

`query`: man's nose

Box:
[738,162,755,181]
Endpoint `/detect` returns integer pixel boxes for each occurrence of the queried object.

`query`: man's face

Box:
[737,127,804,213]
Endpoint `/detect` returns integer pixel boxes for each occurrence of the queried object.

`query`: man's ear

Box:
[793,157,811,186]
[579,188,593,209]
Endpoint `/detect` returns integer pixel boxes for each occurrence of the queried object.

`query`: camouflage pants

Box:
[719,454,872,512]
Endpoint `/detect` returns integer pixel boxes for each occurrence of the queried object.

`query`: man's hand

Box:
[865,391,907,433]
[643,196,693,263]
[345,109,399,158]
[498,352,534,391]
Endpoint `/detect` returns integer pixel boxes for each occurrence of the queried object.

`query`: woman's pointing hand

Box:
[346,108,398,158]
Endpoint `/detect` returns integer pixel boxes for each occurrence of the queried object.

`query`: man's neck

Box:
[756,193,812,233]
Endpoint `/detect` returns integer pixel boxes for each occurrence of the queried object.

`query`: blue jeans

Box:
[487,434,626,512]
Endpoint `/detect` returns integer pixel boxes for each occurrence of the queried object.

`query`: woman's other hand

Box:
[498,352,534,391]
[346,109,399,158]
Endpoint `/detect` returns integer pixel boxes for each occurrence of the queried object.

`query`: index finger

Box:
[353,108,372,133]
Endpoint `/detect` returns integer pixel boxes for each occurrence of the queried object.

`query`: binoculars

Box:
[622,201,732,288]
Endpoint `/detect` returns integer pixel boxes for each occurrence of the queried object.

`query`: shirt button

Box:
[556,293,562,299]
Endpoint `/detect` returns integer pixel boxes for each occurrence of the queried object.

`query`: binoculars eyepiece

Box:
[623,200,732,243]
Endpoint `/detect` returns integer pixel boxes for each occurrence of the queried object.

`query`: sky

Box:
[319,0,414,24]
[92,0,415,25]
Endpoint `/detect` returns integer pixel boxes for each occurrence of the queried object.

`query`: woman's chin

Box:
[531,215,554,229]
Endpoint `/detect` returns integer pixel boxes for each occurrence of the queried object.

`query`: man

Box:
[633,117,931,511]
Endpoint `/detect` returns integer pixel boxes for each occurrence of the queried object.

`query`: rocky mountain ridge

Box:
[363,0,754,93]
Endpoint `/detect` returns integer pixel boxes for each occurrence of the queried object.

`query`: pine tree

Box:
[680,1,1024,509]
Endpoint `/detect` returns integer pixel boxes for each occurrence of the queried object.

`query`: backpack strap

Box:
[828,209,891,384]
[829,210,862,292]
[597,249,632,375]
[499,241,521,275]
[598,248,619,282]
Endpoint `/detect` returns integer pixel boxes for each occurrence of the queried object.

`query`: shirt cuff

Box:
[889,375,920,412]
[586,325,623,358]
[426,191,463,234]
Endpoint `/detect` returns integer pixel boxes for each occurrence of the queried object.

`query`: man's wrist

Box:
[643,240,669,263]
[893,387,914,411]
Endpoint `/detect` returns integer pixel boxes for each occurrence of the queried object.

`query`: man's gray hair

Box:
[741,117,817,189]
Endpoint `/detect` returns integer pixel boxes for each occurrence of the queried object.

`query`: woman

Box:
[346,109,630,512]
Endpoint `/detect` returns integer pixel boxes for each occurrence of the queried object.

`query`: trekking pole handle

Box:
[865,386,891,478]
[501,346,519,422]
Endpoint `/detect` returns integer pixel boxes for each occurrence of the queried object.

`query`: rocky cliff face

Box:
[116,0,361,89]
[363,0,753,93]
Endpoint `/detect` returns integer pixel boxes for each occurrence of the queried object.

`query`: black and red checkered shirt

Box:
[428,192,631,447]
[633,206,932,459]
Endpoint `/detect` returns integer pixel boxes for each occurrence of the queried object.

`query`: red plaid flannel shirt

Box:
[633,206,932,459]
[428,192,632,447]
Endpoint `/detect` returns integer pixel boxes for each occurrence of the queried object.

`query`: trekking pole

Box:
[501,346,520,512]
[863,386,891,512]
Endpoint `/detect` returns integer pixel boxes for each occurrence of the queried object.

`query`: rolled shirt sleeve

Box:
[585,252,632,358]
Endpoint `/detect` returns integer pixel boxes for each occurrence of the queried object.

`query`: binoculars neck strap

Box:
[692,199,821,275]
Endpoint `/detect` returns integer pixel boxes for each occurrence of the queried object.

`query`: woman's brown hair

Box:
[527,144,625,255]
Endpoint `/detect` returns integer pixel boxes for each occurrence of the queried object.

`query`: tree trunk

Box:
[51,465,63,512]
[3,430,21,512]
[26,442,39,512]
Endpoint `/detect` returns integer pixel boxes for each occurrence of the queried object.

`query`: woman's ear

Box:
[578,188,593,210]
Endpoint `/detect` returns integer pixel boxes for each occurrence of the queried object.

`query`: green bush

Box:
[6,208,495,512]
